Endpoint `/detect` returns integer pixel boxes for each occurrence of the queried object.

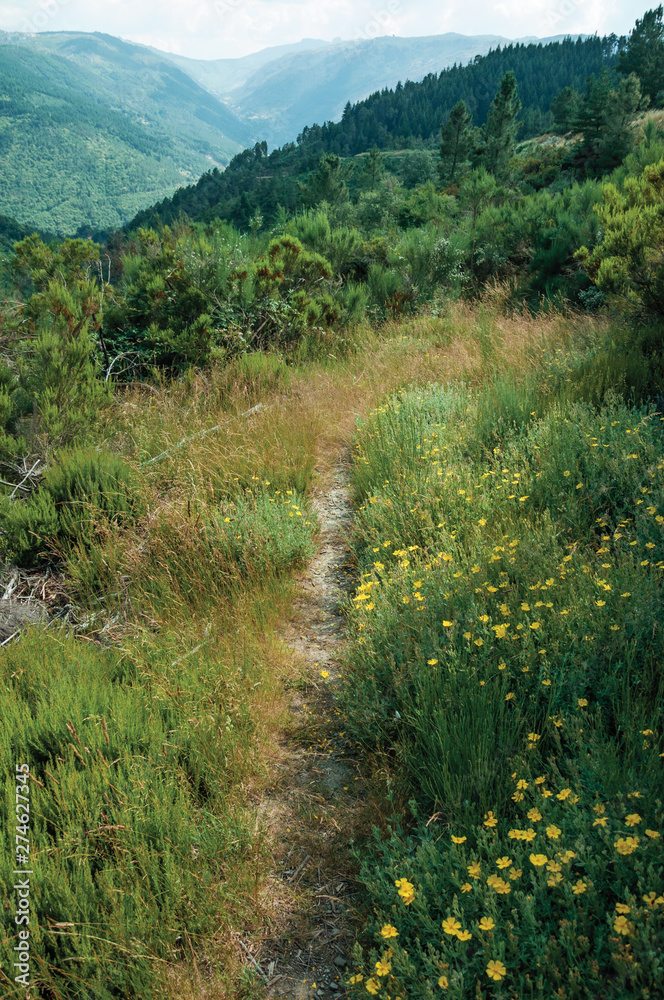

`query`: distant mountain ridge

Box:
[0,28,591,234]
[161,32,585,147]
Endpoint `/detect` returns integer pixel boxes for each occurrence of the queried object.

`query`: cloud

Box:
[2,0,638,59]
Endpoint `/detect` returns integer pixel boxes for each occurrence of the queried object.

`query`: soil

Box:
[243,457,369,1000]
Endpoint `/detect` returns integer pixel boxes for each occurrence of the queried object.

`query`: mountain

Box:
[0,31,255,233]
[0,28,607,236]
[159,38,332,97]
[165,33,586,148]
[129,34,614,234]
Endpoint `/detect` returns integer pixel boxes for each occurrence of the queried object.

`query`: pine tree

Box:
[359,146,385,190]
[573,70,644,174]
[298,153,349,206]
[438,100,474,186]
[550,86,581,134]
[618,5,664,105]
[481,71,522,181]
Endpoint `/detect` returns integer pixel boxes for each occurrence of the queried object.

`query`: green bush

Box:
[0,447,145,568]
[342,380,664,999]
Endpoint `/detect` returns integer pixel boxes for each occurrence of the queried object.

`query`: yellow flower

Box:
[559,850,576,863]
[596,600,606,607]
[516,779,528,790]
[467,862,481,879]
[557,788,572,801]
[535,776,546,785]
[463,632,472,640]
[395,878,415,904]
[547,872,563,886]
[320,670,330,678]
[438,975,449,989]
[349,974,363,984]
[521,603,530,611]
[380,925,399,939]
[577,698,588,707]
[522,829,537,842]
[527,808,542,822]
[593,817,608,828]
[375,960,391,977]
[613,916,632,936]
[474,639,484,647]
[442,917,461,936]
[546,825,562,840]
[493,624,508,639]
[645,829,661,839]
[530,854,548,867]
[479,917,495,931]
[509,867,522,880]
[427,658,438,665]
[572,880,587,895]
[451,835,467,844]
[456,929,472,941]
[496,857,513,869]
[442,620,453,627]
[528,732,541,742]
[505,692,515,701]
[486,960,507,982]
[494,879,511,895]
[615,903,631,914]
[460,883,472,893]
[530,621,541,630]
[614,836,639,855]
[483,811,498,828]
[624,813,641,827]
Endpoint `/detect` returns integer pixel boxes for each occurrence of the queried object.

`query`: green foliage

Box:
[298,153,349,207]
[481,71,522,181]
[359,146,386,191]
[343,378,664,999]
[0,37,247,234]
[129,36,612,233]
[550,85,582,133]
[576,158,664,318]
[7,236,112,451]
[103,226,247,371]
[572,71,645,175]
[0,630,265,999]
[618,5,664,105]
[439,101,476,187]
[0,447,145,569]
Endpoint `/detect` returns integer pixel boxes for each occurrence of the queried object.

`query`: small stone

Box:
[333,956,346,967]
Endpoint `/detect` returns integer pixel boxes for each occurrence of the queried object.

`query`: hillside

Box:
[129,34,615,232]
[0,32,254,233]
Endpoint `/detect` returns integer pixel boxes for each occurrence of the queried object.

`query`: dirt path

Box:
[245,458,367,1000]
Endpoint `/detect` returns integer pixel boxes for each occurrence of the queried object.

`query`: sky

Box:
[1,0,641,60]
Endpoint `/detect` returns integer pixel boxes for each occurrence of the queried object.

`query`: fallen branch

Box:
[140,403,266,468]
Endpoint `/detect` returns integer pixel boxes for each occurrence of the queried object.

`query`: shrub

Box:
[0,447,145,568]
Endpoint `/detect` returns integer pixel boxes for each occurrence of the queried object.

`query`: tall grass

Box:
[342,365,664,997]
[0,299,611,999]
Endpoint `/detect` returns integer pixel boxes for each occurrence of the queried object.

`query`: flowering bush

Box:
[344,379,664,998]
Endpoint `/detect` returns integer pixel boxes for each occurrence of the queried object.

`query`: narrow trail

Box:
[248,456,368,1000]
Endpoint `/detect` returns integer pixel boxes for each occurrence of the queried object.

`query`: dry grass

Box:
[45,300,607,1000]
